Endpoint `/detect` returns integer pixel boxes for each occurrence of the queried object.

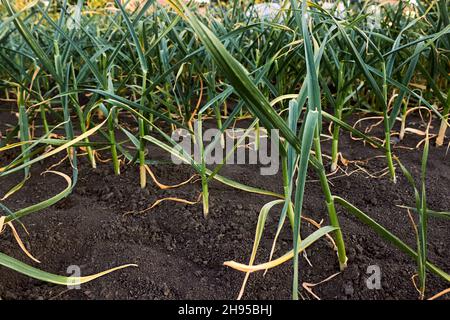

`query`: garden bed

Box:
[1,113,448,300]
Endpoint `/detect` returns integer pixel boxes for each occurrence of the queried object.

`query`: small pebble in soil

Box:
[343,282,355,296]
[356,244,364,255]
[162,283,171,297]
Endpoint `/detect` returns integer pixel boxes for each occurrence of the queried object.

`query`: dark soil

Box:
[0,110,449,300]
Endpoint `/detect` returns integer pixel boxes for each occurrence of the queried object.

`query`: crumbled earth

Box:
[0,110,449,300]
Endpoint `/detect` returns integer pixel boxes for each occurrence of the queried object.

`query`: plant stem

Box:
[331,62,345,172]
[436,88,449,146]
[382,63,396,183]
[314,126,348,270]
[399,98,408,141]
[108,109,120,175]
[71,62,96,169]
[201,176,209,217]
[17,87,30,177]
[281,150,295,230]
[198,112,209,216]
[255,121,260,151]
[139,71,148,188]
